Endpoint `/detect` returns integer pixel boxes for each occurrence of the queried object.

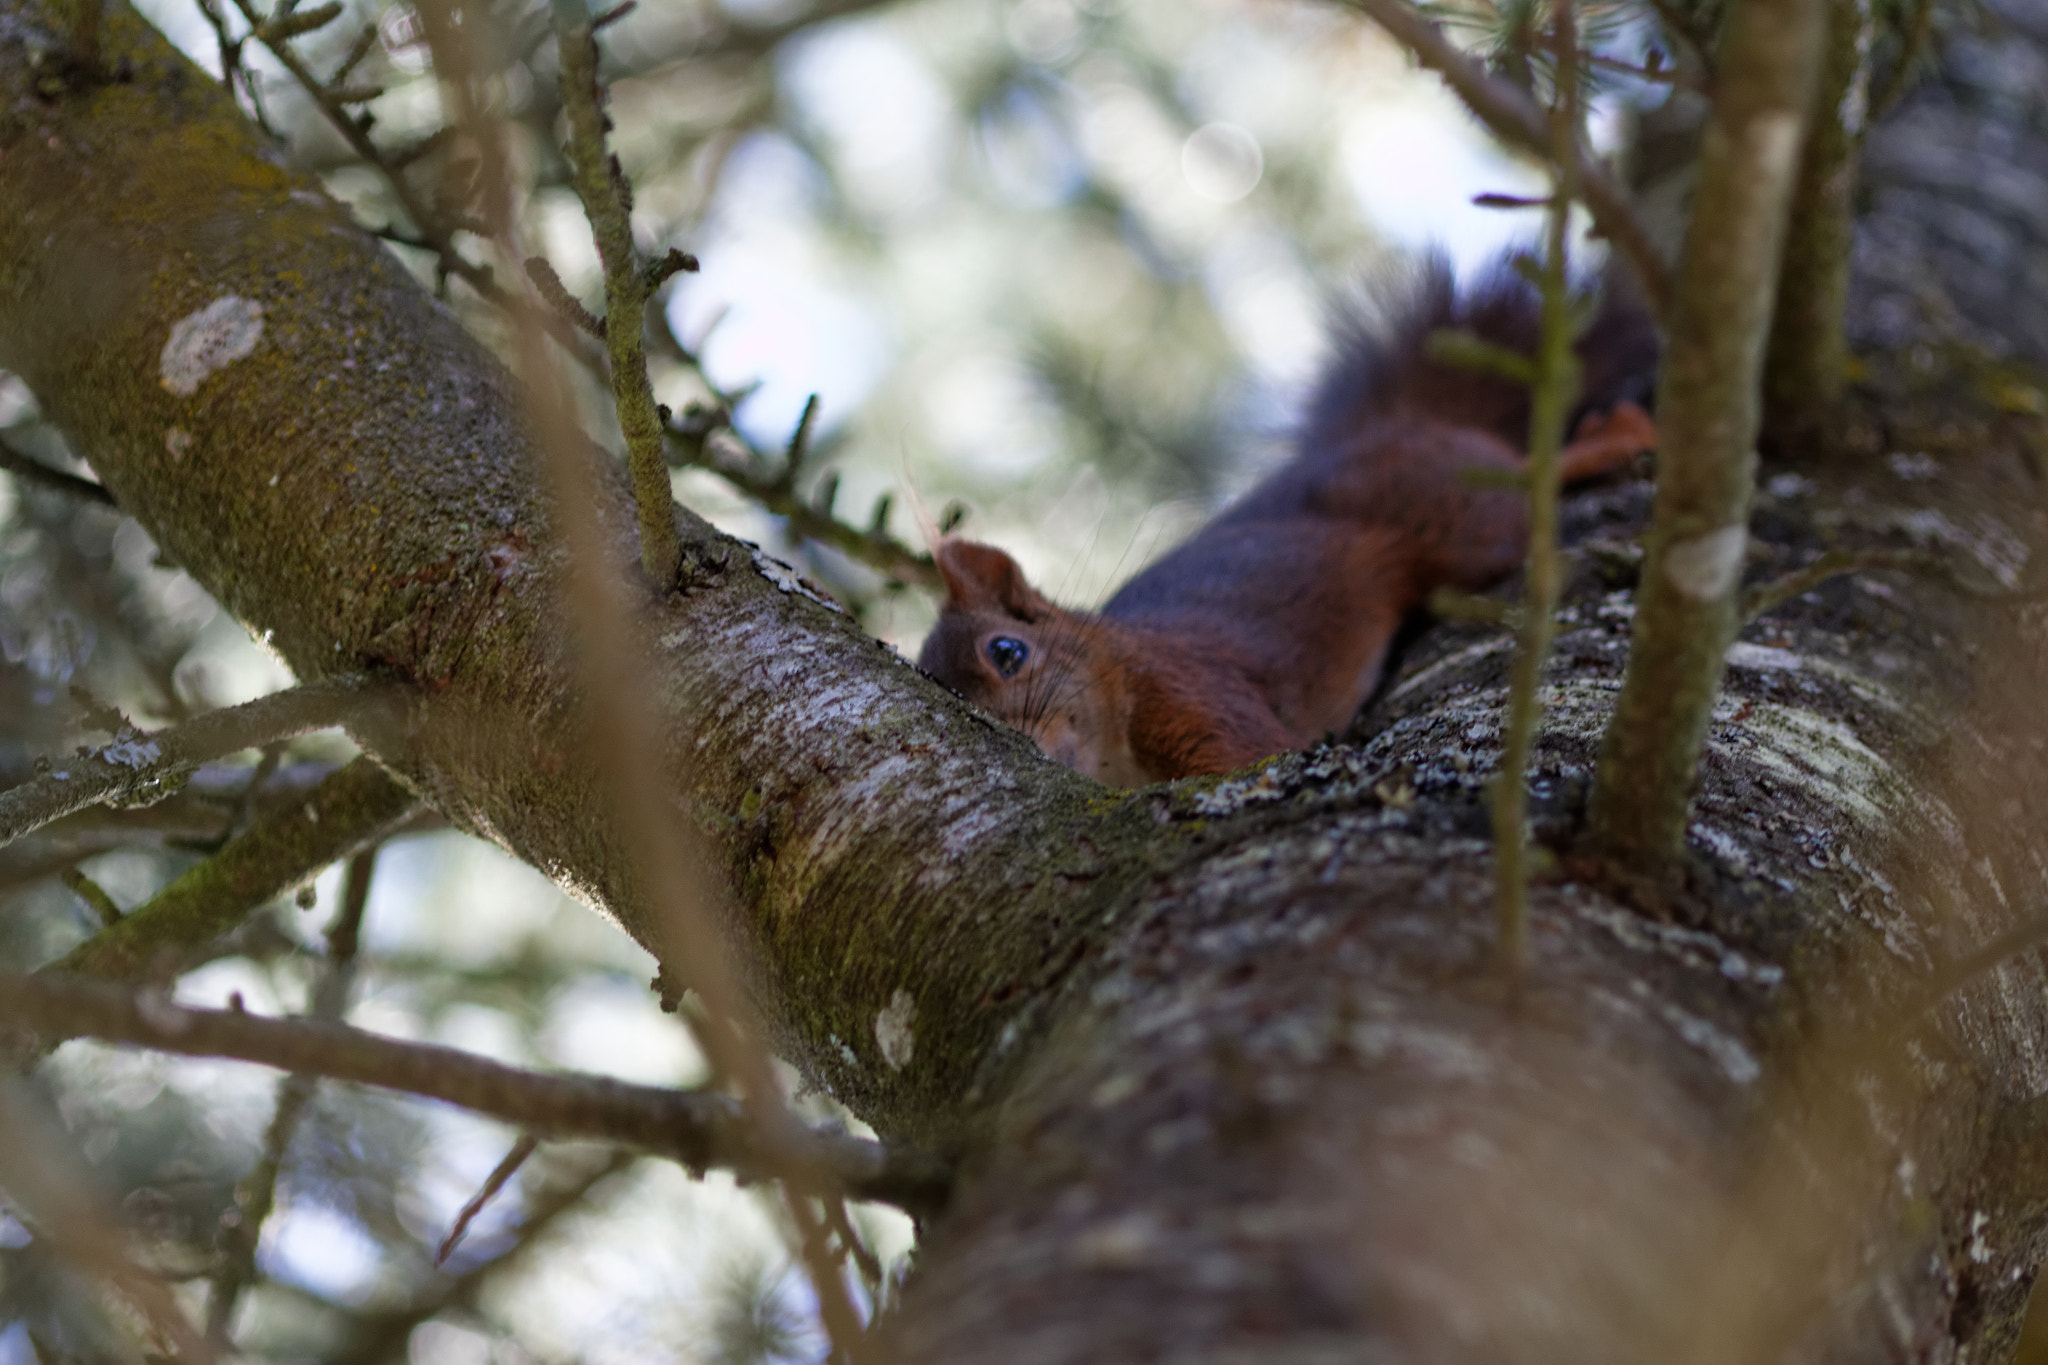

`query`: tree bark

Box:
[4,4,2048,1362]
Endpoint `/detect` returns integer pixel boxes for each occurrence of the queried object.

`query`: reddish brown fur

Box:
[916,262,1659,786]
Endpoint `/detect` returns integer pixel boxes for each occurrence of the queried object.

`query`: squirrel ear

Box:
[934,540,1052,621]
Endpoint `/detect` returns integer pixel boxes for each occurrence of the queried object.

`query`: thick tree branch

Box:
[1,971,952,1215]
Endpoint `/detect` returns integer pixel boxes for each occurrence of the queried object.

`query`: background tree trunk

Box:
[1851,0,2048,366]
[4,2,2048,1361]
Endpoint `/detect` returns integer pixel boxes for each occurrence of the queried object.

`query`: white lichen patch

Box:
[1662,524,1747,600]
[750,549,844,614]
[164,427,193,461]
[102,737,162,768]
[1723,643,1927,734]
[160,296,265,397]
[1747,110,1804,178]
[874,988,916,1071]
[1190,765,1291,816]
[1715,699,1910,829]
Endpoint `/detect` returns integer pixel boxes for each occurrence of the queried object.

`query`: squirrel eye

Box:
[986,636,1030,678]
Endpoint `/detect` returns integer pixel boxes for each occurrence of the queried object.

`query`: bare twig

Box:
[1742,546,2048,621]
[327,1149,637,1365]
[0,674,391,849]
[1763,0,1874,443]
[1345,0,1674,319]
[438,1133,539,1263]
[1588,0,1828,870]
[663,407,938,590]
[0,434,117,507]
[0,972,951,1215]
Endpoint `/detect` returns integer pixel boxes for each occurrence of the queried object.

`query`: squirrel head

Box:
[917,539,1146,785]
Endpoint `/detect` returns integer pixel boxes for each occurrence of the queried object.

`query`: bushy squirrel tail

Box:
[1295,252,1660,458]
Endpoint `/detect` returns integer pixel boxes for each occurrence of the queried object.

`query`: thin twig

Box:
[1491,3,1584,977]
[0,674,390,849]
[0,972,952,1216]
[1742,547,2044,622]
[1896,911,2048,1031]
[664,412,938,589]
[59,867,122,925]
[1345,0,1674,319]
[327,1149,636,1365]
[1586,0,1828,870]
[438,1134,539,1263]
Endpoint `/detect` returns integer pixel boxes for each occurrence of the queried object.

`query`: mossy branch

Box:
[47,756,416,989]
[0,675,392,848]
[0,970,953,1217]
[1490,6,1585,977]
[1587,0,1829,871]
[554,10,686,588]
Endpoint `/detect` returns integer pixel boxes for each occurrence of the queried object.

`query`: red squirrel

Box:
[917,258,1660,787]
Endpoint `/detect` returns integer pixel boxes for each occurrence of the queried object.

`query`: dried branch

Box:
[0,674,392,849]
[438,1132,538,1263]
[0,972,951,1216]
[43,757,418,988]
[0,759,418,896]
[1345,0,1673,319]
[554,11,686,587]
[1588,0,1829,870]
[328,1149,637,1365]
[0,433,117,506]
